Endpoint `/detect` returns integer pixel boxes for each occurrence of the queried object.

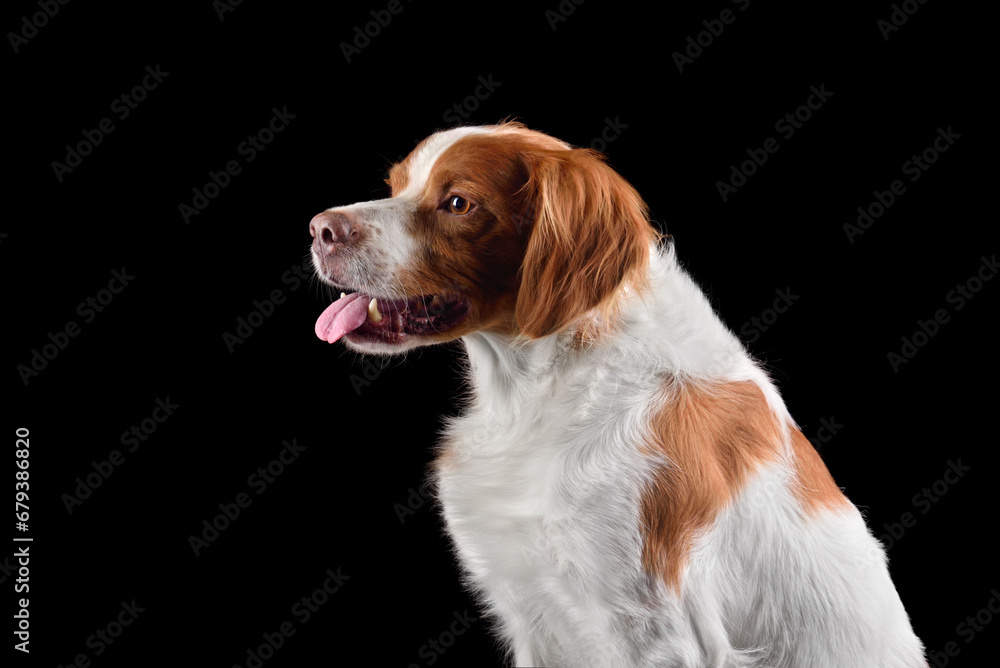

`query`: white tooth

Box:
[340,292,347,299]
[368,298,383,323]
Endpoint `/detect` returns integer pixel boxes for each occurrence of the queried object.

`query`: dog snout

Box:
[310,210,361,256]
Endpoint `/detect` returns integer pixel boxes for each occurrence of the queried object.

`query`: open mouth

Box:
[315,291,471,345]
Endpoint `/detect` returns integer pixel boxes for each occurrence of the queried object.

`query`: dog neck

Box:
[460,243,789,425]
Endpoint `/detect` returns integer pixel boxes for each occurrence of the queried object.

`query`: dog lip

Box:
[314,267,473,345]
[344,292,472,343]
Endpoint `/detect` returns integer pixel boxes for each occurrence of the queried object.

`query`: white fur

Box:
[397,126,493,200]
[433,246,926,667]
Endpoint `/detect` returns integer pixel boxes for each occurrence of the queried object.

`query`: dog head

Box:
[311,122,656,354]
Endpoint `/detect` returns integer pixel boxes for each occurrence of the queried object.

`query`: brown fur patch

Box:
[389,125,659,342]
[394,132,538,339]
[640,381,781,591]
[788,425,850,514]
[390,123,656,339]
[515,148,658,338]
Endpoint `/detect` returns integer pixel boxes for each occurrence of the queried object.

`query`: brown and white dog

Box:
[310,122,927,667]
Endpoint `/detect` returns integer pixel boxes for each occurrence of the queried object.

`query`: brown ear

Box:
[515,148,655,338]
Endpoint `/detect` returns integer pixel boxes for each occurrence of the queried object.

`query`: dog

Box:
[310,122,928,667]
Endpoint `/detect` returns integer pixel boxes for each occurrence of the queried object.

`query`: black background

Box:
[5,0,995,666]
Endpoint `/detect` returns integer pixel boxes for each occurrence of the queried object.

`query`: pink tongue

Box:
[315,293,369,343]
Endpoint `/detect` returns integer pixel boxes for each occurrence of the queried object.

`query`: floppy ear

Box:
[515,148,655,339]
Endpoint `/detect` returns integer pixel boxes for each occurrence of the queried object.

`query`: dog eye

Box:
[447,195,472,215]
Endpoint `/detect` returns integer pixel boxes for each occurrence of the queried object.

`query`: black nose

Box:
[309,211,359,255]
